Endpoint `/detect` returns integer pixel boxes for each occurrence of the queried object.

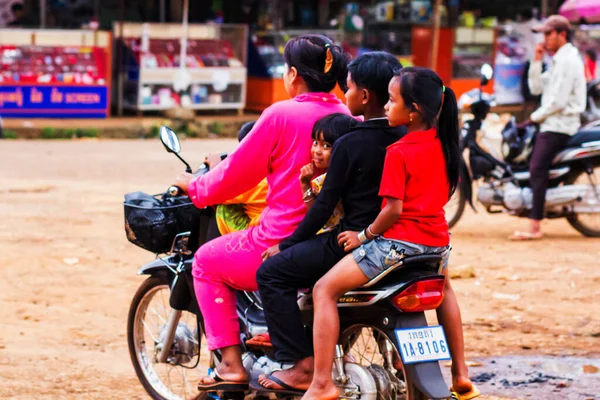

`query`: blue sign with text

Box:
[0,85,109,118]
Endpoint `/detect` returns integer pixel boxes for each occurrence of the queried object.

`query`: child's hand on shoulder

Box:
[299,162,315,185]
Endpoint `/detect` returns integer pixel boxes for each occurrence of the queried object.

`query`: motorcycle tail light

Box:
[392,278,445,312]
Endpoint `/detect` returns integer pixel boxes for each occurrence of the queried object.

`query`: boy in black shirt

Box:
[256,51,405,391]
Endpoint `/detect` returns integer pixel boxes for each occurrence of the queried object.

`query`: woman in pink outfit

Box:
[173,34,351,390]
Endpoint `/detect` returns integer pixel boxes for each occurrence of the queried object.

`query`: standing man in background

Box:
[511,15,586,240]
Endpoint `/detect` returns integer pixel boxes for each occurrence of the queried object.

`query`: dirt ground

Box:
[1,139,599,400]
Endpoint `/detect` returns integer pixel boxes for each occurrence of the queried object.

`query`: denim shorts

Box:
[352,237,450,280]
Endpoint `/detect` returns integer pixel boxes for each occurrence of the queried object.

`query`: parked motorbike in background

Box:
[445,64,600,236]
[582,77,600,127]
[124,127,455,400]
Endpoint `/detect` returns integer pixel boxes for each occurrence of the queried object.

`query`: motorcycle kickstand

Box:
[157,309,182,363]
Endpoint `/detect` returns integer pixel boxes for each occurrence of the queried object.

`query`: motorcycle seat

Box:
[361,253,443,288]
[295,254,443,296]
[567,128,600,148]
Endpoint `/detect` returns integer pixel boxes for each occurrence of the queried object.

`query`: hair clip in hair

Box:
[324,47,333,74]
[442,85,446,93]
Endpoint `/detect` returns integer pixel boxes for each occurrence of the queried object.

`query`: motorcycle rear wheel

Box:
[565,168,600,237]
[127,276,214,400]
[341,325,429,400]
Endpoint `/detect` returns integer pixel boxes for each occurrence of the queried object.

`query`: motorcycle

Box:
[582,77,600,127]
[124,126,455,400]
[446,64,600,236]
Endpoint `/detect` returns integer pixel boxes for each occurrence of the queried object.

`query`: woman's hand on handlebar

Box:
[172,172,195,195]
[261,244,281,261]
[205,153,223,169]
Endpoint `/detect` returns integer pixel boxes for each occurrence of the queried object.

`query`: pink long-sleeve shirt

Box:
[188,92,350,247]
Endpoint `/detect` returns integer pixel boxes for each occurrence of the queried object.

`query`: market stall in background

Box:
[0,0,576,118]
[244,0,504,111]
[357,1,498,99]
[246,28,344,111]
[113,22,247,115]
[452,25,496,96]
[0,28,111,118]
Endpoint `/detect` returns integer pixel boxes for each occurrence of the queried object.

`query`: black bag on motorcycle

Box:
[123,192,201,254]
[501,118,537,165]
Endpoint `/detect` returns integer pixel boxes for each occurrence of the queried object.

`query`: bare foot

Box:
[301,381,339,400]
[258,358,313,391]
[509,219,544,240]
[451,370,474,394]
[199,365,248,385]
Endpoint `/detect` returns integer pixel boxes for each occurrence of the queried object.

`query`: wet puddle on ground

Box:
[442,356,599,399]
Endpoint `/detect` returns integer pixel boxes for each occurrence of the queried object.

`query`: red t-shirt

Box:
[378,128,450,247]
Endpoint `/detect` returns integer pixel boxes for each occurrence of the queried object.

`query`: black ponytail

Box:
[437,86,460,197]
[394,67,460,197]
[283,34,349,93]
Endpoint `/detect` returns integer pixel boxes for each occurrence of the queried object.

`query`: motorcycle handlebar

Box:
[195,163,209,176]
[167,163,210,197]
[168,186,182,197]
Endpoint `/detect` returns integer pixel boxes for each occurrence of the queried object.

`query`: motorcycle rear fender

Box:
[388,313,452,399]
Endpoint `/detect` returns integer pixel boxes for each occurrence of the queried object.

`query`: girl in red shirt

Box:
[303,67,479,400]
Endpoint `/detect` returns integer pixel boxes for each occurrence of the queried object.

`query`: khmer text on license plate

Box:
[395,326,451,364]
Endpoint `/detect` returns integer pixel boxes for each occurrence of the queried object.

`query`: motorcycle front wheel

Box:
[127,276,214,400]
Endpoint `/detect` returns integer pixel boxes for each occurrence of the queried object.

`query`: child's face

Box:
[345,73,365,116]
[311,133,333,169]
[385,77,411,127]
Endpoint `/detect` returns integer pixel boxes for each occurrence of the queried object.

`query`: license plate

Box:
[395,326,451,364]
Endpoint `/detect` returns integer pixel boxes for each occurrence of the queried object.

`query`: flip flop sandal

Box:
[245,333,273,348]
[508,231,544,241]
[450,384,481,400]
[197,368,249,392]
[250,374,306,395]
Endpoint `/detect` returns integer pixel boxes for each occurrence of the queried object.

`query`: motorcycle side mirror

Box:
[480,64,494,86]
[160,126,181,154]
[159,126,192,173]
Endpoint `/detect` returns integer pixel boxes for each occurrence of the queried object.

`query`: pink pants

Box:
[192,226,269,351]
